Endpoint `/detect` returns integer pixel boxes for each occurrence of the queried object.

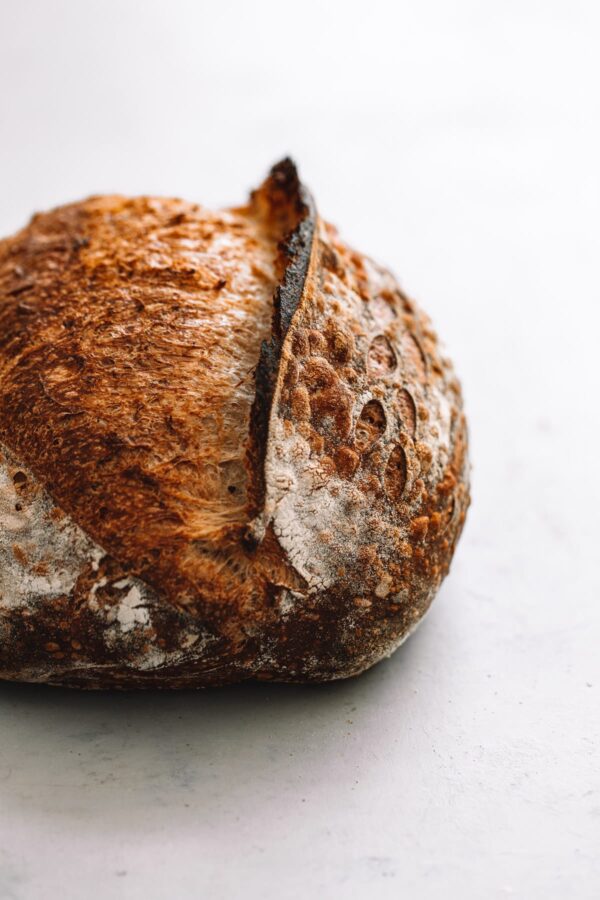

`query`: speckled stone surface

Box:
[0,2,599,899]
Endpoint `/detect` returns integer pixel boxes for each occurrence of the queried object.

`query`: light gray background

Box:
[1,2,599,898]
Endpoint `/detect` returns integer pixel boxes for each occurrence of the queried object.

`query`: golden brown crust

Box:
[0,190,280,614]
[0,160,470,687]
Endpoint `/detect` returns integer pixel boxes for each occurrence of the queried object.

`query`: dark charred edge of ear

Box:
[245,159,317,535]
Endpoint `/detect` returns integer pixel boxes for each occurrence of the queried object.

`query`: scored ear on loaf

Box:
[0,159,469,687]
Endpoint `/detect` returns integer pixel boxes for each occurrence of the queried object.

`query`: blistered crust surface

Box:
[250,220,469,680]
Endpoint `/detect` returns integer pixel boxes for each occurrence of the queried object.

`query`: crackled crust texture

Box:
[0,160,469,687]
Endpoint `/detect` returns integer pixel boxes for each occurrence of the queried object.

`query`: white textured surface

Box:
[0,2,599,899]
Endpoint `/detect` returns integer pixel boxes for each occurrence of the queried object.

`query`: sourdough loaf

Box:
[0,160,469,687]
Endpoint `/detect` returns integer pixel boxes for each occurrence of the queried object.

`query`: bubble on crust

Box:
[334,447,360,479]
[401,332,427,381]
[368,335,397,378]
[310,384,353,440]
[291,329,310,357]
[370,295,397,328]
[324,321,355,362]
[283,357,300,390]
[307,330,328,355]
[384,444,408,504]
[396,388,417,438]
[303,356,338,388]
[355,400,387,452]
[439,496,456,534]
[290,385,311,421]
[415,441,433,475]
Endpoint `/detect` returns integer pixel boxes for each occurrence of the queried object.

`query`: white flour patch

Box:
[259,416,350,592]
[278,589,307,617]
[106,584,150,634]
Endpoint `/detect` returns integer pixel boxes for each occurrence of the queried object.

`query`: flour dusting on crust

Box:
[0,441,219,684]
[0,160,469,688]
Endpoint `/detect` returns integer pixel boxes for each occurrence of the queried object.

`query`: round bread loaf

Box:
[0,160,469,688]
